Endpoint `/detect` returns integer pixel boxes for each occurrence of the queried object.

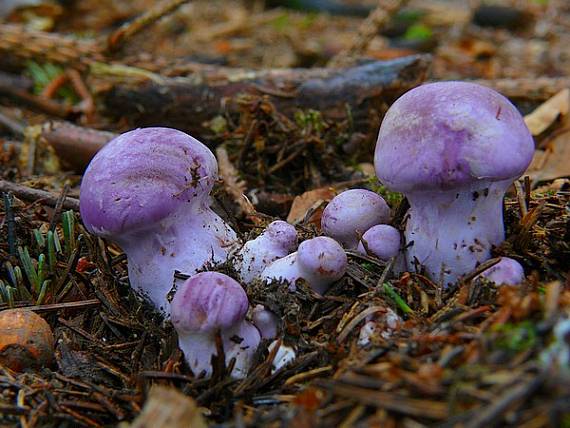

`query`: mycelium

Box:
[374,82,534,286]
[170,272,260,379]
[80,127,238,313]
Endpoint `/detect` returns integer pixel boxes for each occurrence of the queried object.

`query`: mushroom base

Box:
[178,323,260,379]
[402,181,510,287]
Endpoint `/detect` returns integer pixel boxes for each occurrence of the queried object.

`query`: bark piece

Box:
[102,55,430,140]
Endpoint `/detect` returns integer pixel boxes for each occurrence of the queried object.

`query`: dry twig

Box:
[328,0,409,67]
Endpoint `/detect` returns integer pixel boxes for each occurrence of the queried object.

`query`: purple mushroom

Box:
[260,236,347,294]
[357,224,401,261]
[252,304,280,340]
[476,257,525,286]
[170,272,260,379]
[374,82,534,286]
[235,221,298,283]
[321,189,391,249]
[80,127,238,313]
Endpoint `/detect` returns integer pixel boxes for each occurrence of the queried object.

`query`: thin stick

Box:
[459,257,502,284]
[464,373,545,428]
[106,0,191,52]
[328,0,408,67]
[514,180,528,217]
[2,299,100,313]
[0,180,80,211]
[337,305,387,343]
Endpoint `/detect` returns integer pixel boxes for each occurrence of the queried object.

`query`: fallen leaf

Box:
[286,187,336,226]
[123,386,207,428]
[526,114,570,182]
[524,88,569,136]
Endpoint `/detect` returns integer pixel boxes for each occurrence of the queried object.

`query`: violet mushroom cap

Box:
[357,224,401,261]
[235,221,298,283]
[476,257,525,286]
[171,272,260,379]
[321,189,390,249]
[374,82,534,286]
[260,236,347,295]
[80,127,238,313]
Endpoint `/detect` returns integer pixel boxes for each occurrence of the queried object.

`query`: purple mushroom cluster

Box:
[80,127,238,313]
[375,81,533,286]
[321,189,401,261]
[79,80,533,378]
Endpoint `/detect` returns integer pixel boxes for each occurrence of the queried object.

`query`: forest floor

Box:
[0,0,569,427]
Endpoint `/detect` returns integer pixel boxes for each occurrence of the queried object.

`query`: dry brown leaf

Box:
[524,88,569,136]
[123,386,207,428]
[286,187,336,226]
[526,125,570,183]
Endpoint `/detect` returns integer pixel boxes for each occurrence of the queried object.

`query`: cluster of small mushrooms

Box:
[80,81,535,378]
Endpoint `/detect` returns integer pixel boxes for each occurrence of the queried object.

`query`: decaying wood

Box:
[102,55,430,139]
[41,121,116,172]
[0,24,428,142]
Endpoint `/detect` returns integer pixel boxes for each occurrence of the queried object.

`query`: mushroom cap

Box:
[263,221,298,251]
[80,127,218,237]
[375,82,534,193]
[321,189,390,248]
[357,224,401,260]
[297,236,347,282]
[478,257,525,286]
[171,272,249,334]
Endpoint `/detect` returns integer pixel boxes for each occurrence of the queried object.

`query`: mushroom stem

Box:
[404,180,509,286]
[177,331,216,377]
[178,324,260,378]
[119,203,236,312]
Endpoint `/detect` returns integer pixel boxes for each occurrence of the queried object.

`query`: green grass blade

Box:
[53,229,62,253]
[382,282,414,315]
[62,211,76,255]
[37,253,46,285]
[33,229,45,249]
[47,230,57,272]
[6,287,15,308]
[0,279,7,302]
[36,280,51,305]
[18,246,40,292]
